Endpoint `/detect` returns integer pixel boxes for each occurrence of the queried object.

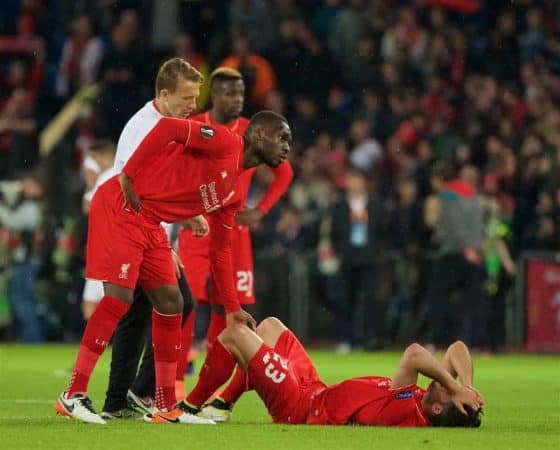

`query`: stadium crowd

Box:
[0,0,559,352]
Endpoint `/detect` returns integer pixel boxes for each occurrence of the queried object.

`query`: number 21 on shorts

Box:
[236,270,253,297]
[262,351,288,384]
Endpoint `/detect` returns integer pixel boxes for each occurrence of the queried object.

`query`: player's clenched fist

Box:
[118,172,141,213]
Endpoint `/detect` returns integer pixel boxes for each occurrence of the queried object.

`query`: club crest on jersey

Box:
[200,125,214,139]
[118,263,131,279]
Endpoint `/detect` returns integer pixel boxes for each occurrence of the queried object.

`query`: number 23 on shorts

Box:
[262,351,288,384]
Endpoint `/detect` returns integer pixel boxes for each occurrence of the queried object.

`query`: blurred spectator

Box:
[311,0,342,43]
[520,7,546,62]
[481,191,516,351]
[228,0,277,55]
[221,28,276,113]
[98,22,147,139]
[288,147,332,229]
[344,35,381,93]
[55,14,103,99]
[381,6,428,67]
[150,0,180,51]
[170,32,210,109]
[357,88,399,143]
[0,173,44,342]
[1,57,44,106]
[0,88,38,179]
[389,176,423,255]
[385,175,426,342]
[328,0,369,66]
[328,168,386,351]
[486,9,519,82]
[422,162,488,348]
[290,96,329,148]
[271,17,334,106]
[272,205,314,255]
[522,189,558,250]
[348,118,383,172]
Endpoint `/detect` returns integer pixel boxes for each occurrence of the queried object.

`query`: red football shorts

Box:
[179,224,255,305]
[247,330,326,424]
[86,185,176,291]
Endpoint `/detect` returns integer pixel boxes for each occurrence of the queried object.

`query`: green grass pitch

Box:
[1,345,559,450]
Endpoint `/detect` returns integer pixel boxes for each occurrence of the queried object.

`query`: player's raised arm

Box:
[442,340,485,407]
[442,340,473,384]
[391,343,482,415]
[185,120,242,158]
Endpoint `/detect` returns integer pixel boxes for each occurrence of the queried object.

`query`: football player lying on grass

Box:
[176,317,484,427]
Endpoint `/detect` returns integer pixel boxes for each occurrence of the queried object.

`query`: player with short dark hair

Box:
[175,67,293,403]
[54,55,292,424]
[181,317,484,427]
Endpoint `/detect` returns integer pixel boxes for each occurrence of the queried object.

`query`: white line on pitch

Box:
[0,399,54,404]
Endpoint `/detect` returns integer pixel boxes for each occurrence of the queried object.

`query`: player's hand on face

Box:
[465,385,485,408]
[171,249,184,278]
[451,385,483,415]
[182,214,209,237]
[235,208,264,228]
[118,173,141,213]
[226,308,257,331]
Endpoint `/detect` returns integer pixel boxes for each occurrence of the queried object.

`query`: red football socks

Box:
[176,310,195,380]
[220,366,249,404]
[205,311,226,353]
[67,295,129,396]
[152,310,182,411]
[186,338,235,407]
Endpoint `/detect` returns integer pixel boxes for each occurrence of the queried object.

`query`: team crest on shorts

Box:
[118,263,131,280]
[200,125,214,139]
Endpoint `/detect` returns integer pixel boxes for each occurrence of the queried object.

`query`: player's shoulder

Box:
[120,101,160,138]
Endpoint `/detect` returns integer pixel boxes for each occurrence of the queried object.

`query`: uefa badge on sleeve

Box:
[200,125,214,139]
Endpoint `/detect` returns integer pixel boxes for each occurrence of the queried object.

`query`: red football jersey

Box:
[306,376,429,427]
[120,117,243,223]
[101,117,245,312]
[180,111,293,304]
[189,111,293,213]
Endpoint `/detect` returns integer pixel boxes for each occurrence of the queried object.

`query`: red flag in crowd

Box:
[423,0,480,14]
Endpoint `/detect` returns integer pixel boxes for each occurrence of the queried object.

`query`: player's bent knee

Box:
[256,317,287,341]
[218,325,250,353]
[404,342,424,356]
[147,284,183,315]
[451,339,467,349]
